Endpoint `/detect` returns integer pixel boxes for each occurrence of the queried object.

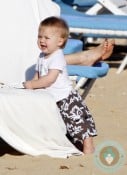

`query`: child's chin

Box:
[41,50,46,54]
[42,51,48,54]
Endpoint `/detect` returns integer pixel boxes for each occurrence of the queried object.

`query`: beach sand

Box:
[0,48,127,175]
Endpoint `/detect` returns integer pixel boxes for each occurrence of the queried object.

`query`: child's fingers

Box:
[0,82,4,85]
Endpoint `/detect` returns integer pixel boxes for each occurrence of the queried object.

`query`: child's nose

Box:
[40,37,45,43]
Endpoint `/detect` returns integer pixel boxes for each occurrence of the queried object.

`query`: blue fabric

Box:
[62,14,127,31]
[53,0,127,38]
[53,0,85,16]
[61,14,127,38]
[62,0,74,6]
[62,0,97,7]
[64,38,83,54]
[67,62,109,79]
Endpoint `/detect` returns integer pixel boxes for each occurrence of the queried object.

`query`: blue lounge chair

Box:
[53,0,127,73]
[86,0,127,15]
[62,37,109,99]
[61,0,97,10]
[62,0,97,7]
[64,38,83,54]
[67,62,109,99]
[54,0,127,38]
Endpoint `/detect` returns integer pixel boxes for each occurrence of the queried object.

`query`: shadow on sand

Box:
[0,138,23,156]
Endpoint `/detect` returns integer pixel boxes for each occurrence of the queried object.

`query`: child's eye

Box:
[38,35,42,39]
[45,36,50,39]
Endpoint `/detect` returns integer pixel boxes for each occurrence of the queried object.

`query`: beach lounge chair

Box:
[53,0,127,73]
[85,0,127,73]
[67,62,109,99]
[63,35,109,99]
[63,38,109,99]
[64,38,83,54]
[86,0,127,15]
[62,0,97,7]
[60,0,97,10]
[54,0,127,38]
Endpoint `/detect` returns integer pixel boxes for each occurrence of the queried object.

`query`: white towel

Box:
[0,88,81,158]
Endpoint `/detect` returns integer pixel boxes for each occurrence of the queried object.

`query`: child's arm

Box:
[23,69,60,89]
[32,72,39,80]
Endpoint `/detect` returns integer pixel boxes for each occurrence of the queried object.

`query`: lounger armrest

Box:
[67,62,109,79]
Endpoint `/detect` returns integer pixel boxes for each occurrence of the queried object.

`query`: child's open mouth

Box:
[41,45,46,49]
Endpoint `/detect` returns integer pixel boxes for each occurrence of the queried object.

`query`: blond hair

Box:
[39,16,69,48]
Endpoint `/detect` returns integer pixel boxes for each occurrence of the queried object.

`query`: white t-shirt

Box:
[35,49,72,102]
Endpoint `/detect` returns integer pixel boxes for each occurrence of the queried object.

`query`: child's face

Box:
[37,26,64,56]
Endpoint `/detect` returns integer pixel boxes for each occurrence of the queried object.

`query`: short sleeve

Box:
[35,58,39,71]
[48,50,66,71]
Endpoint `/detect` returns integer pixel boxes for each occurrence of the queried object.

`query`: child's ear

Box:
[58,38,64,47]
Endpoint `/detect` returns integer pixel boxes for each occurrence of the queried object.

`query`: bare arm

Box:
[23,69,60,89]
[32,72,39,80]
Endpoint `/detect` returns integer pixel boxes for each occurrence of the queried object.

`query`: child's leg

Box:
[57,90,97,153]
[83,137,95,154]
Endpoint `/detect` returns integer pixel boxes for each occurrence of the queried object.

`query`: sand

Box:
[0,53,127,175]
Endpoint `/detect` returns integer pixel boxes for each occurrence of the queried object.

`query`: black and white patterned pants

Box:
[57,90,97,150]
